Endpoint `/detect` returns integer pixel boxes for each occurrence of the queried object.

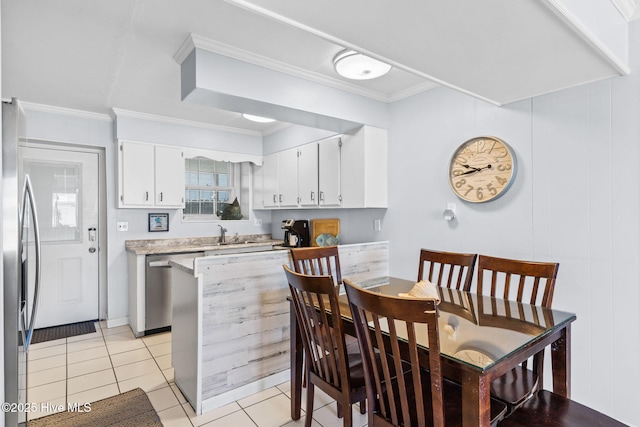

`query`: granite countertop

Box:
[125,234,285,255]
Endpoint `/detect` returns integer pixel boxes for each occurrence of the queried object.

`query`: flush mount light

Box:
[242,113,276,123]
[333,49,392,80]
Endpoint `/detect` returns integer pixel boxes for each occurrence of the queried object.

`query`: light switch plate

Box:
[117,222,129,231]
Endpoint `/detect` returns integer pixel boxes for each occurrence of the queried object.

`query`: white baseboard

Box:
[105,317,129,329]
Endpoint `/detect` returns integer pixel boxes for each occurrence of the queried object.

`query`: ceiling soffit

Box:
[225,0,630,106]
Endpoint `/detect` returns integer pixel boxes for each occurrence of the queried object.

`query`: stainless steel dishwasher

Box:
[145,252,204,334]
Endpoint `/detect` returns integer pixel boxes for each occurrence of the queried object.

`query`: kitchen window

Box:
[183,157,249,221]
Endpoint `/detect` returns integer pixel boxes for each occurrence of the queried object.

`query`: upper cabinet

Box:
[117,140,185,209]
[341,126,387,208]
[318,136,341,207]
[254,126,387,210]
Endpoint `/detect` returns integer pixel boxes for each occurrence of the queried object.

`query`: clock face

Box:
[448,136,517,203]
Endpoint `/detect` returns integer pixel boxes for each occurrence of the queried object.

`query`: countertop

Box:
[125,235,284,255]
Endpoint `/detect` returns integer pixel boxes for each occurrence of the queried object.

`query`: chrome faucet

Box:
[218,224,227,243]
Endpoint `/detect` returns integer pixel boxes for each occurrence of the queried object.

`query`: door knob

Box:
[88,247,97,253]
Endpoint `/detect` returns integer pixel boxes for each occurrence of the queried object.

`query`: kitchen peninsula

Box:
[125,235,283,337]
[168,241,389,415]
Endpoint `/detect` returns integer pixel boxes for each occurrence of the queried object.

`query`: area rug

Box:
[29,388,162,427]
[30,320,97,344]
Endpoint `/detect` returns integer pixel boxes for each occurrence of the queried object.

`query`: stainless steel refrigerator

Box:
[3,98,42,427]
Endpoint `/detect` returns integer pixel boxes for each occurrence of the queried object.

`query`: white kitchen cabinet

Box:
[155,145,185,207]
[318,136,341,207]
[256,127,387,210]
[278,148,298,208]
[118,140,185,208]
[341,125,388,208]
[259,149,299,208]
[298,142,319,207]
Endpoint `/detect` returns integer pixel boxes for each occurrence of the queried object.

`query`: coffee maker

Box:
[281,219,310,247]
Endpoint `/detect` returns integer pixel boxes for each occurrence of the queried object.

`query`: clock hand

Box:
[458,163,480,171]
[459,164,492,175]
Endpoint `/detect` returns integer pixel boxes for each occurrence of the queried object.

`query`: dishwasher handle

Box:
[148,260,172,268]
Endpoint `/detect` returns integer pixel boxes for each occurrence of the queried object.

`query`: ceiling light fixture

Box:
[333,49,392,80]
[242,113,276,123]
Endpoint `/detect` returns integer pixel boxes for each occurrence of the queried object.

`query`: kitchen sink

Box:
[205,242,278,256]
[216,240,269,245]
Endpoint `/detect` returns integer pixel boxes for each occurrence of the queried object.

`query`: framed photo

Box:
[148,213,169,232]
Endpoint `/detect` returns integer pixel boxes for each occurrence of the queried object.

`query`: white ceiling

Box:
[1,0,633,135]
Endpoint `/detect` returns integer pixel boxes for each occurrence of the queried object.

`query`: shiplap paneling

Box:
[387,22,640,426]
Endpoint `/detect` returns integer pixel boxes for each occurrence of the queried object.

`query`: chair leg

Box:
[337,402,343,418]
[359,399,366,414]
[341,399,353,427]
[305,383,315,427]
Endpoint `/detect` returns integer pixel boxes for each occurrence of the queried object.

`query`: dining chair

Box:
[417,249,477,291]
[344,278,507,427]
[289,245,364,414]
[498,390,626,426]
[290,246,342,287]
[283,265,368,427]
[476,254,560,414]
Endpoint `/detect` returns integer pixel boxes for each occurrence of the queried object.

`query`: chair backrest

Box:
[476,255,559,307]
[417,249,477,291]
[290,246,342,286]
[344,278,444,427]
[283,264,351,394]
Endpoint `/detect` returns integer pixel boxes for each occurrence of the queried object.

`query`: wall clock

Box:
[448,136,517,203]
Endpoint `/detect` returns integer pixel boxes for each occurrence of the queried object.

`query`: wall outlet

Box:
[374,219,382,231]
[117,222,129,231]
[254,218,262,226]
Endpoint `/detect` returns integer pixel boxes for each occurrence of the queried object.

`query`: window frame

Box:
[182,157,251,222]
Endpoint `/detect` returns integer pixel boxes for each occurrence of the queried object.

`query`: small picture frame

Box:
[148,213,169,232]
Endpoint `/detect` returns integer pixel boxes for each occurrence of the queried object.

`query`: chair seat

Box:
[499,390,628,427]
[491,366,539,409]
[375,369,508,427]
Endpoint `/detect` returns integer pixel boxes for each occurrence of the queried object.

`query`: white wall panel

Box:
[387,21,640,426]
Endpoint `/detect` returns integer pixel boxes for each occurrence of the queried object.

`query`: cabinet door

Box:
[155,145,185,207]
[341,126,388,208]
[319,137,341,207]
[262,153,279,208]
[119,141,154,207]
[298,143,319,207]
[278,148,298,208]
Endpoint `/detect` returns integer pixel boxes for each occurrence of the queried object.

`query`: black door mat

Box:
[31,320,97,344]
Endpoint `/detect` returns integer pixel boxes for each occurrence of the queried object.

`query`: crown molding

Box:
[611,0,639,20]
[174,33,433,103]
[111,108,263,137]
[387,81,439,103]
[15,101,113,121]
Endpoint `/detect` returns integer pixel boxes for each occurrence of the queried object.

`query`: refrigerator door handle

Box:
[20,175,41,351]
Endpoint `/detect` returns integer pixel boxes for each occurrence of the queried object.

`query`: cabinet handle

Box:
[311,191,315,201]
[160,192,163,202]
[145,191,149,201]
[279,194,283,203]
[319,191,325,202]
[273,194,277,203]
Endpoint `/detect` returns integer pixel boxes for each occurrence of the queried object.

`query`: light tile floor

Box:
[27,321,368,427]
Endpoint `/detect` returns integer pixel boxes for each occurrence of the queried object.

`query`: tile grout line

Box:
[141,333,196,426]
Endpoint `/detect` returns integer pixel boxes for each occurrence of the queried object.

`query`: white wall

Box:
[23,110,273,322]
[386,20,640,427]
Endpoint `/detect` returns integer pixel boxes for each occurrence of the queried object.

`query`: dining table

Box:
[289,276,577,427]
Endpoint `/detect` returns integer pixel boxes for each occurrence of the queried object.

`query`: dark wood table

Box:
[289,276,576,427]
